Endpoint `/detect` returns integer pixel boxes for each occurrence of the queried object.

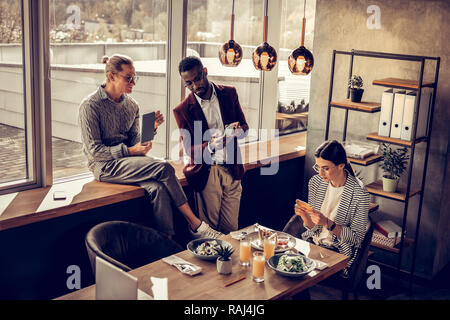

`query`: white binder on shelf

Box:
[416,91,431,139]
[400,91,431,141]
[390,90,406,139]
[378,89,394,137]
[400,91,416,141]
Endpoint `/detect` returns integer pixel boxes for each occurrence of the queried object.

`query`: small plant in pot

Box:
[380,143,409,192]
[216,244,234,275]
[348,75,364,103]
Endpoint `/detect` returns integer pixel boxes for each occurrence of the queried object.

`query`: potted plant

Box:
[380,143,409,192]
[348,75,364,103]
[216,244,234,275]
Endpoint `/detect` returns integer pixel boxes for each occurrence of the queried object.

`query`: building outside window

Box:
[185,0,264,143]
[48,0,168,181]
[276,0,315,135]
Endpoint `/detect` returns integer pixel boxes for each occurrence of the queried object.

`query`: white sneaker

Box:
[191,221,224,239]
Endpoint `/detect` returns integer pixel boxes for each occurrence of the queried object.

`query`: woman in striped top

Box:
[284,140,370,278]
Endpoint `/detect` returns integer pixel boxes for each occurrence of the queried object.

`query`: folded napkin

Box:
[150,277,168,300]
[138,289,153,300]
[293,239,329,271]
[162,255,202,276]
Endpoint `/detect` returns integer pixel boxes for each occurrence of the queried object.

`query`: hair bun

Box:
[101,55,109,64]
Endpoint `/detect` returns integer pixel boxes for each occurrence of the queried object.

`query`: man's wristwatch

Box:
[328,221,337,232]
[207,141,215,154]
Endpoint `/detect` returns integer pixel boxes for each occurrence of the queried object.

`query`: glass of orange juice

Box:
[239,237,251,266]
[252,252,265,282]
[263,237,276,260]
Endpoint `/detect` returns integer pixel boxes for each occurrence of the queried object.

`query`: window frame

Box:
[0,0,52,195]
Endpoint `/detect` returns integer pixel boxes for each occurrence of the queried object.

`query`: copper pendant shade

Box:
[252,2,277,71]
[288,0,314,75]
[219,0,243,67]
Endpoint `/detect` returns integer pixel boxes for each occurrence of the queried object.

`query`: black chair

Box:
[322,217,375,300]
[85,220,183,275]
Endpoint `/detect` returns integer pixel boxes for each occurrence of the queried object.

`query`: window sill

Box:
[0,132,306,231]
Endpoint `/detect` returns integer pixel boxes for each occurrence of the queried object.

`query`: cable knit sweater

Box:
[78,85,140,180]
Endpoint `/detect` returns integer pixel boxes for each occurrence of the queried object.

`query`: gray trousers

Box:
[195,165,242,234]
[98,156,187,236]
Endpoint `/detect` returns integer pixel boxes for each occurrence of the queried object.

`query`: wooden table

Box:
[57,232,348,300]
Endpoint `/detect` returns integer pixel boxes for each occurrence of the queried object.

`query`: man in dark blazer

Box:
[173,56,248,234]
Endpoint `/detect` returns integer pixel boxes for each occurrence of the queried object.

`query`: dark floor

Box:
[308,262,450,300]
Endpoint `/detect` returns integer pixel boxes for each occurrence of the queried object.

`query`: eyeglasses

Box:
[117,74,139,84]
[183,70,205,88]
[312,163,335,173]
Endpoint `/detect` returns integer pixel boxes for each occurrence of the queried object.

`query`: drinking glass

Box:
[239,238,251,266]
[263,237,276,260]
[252,252,265,282]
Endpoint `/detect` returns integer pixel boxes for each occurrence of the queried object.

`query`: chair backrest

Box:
[85,220,182,276]
[347,217,375,291]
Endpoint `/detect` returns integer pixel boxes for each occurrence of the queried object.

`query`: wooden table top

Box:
[57,230,348,300]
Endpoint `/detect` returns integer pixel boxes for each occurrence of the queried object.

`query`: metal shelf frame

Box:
[324,49,440,289]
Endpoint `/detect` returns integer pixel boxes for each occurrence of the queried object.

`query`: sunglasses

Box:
[117,74,139,84]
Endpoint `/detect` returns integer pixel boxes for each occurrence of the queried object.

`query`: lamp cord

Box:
[230,0,235,40]
[303,0,306,18]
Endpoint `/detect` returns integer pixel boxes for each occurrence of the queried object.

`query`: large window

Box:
[1,0,313,194]
[0,0,28,186]
[185,0,264,143]
[49,0,168,181]
[276,0,315,135]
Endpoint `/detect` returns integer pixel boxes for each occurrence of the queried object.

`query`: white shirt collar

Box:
[194,83,216,106]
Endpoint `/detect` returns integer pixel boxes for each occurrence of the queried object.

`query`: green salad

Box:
[195,240,220,256]
[276,254,307,273]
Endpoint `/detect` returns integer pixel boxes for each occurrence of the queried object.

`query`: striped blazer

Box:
[302,172,370,277]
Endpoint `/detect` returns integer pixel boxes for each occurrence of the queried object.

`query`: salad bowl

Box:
[187,238,233,261]
[267,253,316,278]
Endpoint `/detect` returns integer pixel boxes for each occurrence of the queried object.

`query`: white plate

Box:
[246,231,296,253]
[267,253,316,278]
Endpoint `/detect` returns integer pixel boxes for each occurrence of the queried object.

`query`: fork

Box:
[173,263,196,272]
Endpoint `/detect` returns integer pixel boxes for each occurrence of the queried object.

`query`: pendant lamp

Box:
[252,0,277,71]
[288,0,314,75]
[219,0,243,67]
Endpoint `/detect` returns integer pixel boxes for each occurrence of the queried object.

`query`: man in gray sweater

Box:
[79,54,222,239]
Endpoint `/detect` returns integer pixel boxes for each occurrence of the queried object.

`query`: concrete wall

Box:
[307,0,449,278]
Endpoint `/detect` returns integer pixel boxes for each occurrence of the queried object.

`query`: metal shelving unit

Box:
[324,49,440,285]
